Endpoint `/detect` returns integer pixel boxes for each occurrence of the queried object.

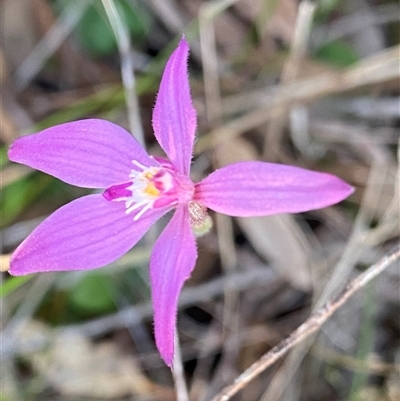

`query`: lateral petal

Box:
[8,119,155,188]
[195,161,353,216]
[152,38,197,175]
[150,205,197,366]
[9,194,168,275]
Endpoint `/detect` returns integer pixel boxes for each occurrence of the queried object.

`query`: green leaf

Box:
[315,40,359,67]
[0,275,33,298]
[76,1,150,57]
[0,147,8,169]
[0,173,53,227]
[118,0,151,41]
[68,272,115,315]
[77,3,116,57]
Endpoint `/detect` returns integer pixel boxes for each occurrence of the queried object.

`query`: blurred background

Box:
[1,0,399,400]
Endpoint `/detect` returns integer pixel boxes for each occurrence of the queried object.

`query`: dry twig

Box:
[210,245,400,401]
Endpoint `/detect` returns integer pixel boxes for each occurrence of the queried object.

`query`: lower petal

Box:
[149,206,197,366]
[195,161,353,216]
[10,194,168,275]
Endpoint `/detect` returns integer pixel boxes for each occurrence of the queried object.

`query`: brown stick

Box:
[210,245,400,401]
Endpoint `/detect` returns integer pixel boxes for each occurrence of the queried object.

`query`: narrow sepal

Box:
[152,38,197,175]
[195,162,353,216]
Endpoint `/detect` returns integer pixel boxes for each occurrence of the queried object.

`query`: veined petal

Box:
[195,162,353,216]
[10,194,168,275]
[152,38,197,175]
[150,205,197,366]
[8,119,155,188]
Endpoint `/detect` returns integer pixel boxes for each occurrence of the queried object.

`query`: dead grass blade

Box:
[263,0,316,160]
[102,0,145,146]
[196,45,400,153]
[13,0,93,90]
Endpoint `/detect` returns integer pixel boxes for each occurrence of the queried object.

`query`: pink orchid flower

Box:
[8,38,353,366]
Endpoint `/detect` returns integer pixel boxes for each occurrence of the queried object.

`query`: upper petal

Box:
[152,38,197,175]
[8,119,155,188]
[150,205,197,366]
[10,194,168,275]
[195,161,354,216]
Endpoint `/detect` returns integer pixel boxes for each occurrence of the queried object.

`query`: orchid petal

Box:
[152,38,197,175]
[8,119,155,188]
[10,195,169,275]
[150,205,197,366]
[196,162,353,216]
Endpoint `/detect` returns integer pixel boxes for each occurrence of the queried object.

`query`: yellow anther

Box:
[144,183,160,197]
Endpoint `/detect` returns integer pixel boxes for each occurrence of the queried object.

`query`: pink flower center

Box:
[103,159,194,220]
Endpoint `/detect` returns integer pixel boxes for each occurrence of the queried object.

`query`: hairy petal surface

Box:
[195,162,354,216]
[10,195,168,275]
[8,119,155,188]
[150,206,197,366]
[152,38,197,175]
